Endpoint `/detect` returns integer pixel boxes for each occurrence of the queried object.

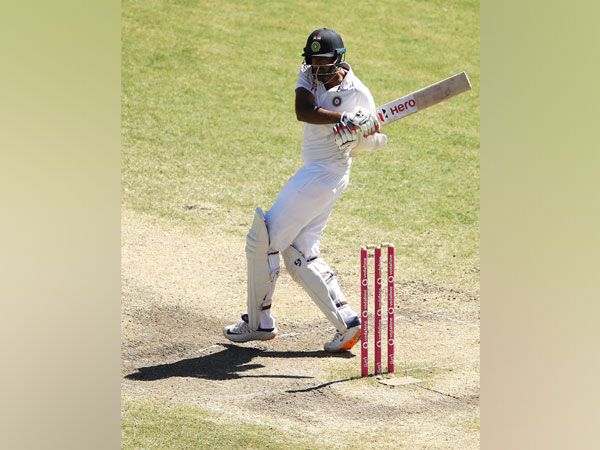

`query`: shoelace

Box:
[332,331,344,343]
[232,320,250,334]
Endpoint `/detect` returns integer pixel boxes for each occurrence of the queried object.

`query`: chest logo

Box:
[332,96,342,107]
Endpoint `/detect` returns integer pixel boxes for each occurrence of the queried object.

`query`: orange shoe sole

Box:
[338,329,362,351]
[261,333,277,341]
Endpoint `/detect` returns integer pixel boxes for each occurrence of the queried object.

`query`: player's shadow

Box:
[125,343,354,382]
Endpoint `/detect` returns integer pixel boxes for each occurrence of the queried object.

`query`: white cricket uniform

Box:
[265,63,377,259]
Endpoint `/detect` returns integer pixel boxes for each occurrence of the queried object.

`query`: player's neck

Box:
[323,70,345,90]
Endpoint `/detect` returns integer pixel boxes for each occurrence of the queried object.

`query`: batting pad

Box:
[283,246,349,332]
[246,208,280,330]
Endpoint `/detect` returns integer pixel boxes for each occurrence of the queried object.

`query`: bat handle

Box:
[349,133,387,157]
[371,133,387,151]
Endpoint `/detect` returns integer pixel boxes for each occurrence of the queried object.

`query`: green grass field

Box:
[122,396,338,450]
[122,0,479,446]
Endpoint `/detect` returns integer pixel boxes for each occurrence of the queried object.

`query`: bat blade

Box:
[377,72,471,126]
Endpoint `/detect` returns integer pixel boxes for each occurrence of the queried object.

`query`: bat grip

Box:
[371,133,387,151]
[349,133,387,157]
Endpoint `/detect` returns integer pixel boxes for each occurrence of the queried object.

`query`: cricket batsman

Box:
[224,28,386,352]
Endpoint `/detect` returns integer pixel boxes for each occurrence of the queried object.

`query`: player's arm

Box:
[295,87,343,124]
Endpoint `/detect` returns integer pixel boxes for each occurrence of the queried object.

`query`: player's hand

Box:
[341,107,380,138]
[333,122,359,151]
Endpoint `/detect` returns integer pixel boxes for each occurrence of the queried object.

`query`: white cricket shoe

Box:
[324,316,361,352]
[223,314,278,343]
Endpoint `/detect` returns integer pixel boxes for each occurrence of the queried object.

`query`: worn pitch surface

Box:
[122,210,480,448]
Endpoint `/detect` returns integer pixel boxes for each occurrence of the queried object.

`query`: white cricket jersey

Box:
[295,63,377,170]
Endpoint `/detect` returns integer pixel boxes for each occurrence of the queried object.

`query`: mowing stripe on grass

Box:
[122,382,343,447]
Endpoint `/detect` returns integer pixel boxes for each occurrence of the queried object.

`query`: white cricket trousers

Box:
[265,163,350,259]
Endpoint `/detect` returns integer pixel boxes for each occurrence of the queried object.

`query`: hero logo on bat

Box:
[378,98,417,123]
[390,99,416,114]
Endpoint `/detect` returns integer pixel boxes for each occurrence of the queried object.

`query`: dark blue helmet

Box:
[302,28,346,65]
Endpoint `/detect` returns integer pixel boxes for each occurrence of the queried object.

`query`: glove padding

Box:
[333,122,359,151]
[341,106,380,137]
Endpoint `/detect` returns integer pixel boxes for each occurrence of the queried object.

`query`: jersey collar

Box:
[329,62,354,91]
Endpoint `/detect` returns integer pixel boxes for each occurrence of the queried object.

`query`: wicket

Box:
[361,243,395,377]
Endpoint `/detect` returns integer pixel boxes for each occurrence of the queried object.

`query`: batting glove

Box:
[341,107,380,137]
[333,122,359,151]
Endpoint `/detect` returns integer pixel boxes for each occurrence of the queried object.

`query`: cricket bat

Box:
[351,72,472,155]
[376,71,472,126]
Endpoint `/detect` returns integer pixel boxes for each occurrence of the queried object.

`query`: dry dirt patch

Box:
[121,209,480,448]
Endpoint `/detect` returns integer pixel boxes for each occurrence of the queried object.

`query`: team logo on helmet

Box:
[332,96,342,107]
[311,40,321,52]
